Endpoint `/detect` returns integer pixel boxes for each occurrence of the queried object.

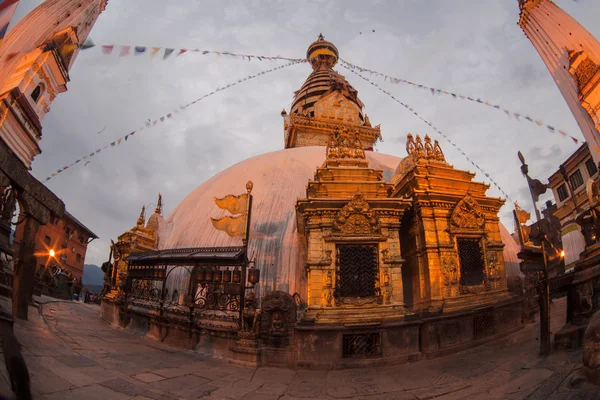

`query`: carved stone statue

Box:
[353,138,365,159]
[242,291,261,333]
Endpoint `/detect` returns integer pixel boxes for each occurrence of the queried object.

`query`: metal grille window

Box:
[569,169,584,189]
[342,332,381,358]
[556,183,569,202]
[586,158,598,178]
[457,239,485,287]
[337,245,378,298]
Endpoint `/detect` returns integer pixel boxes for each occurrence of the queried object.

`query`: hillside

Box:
[82,264,104,294]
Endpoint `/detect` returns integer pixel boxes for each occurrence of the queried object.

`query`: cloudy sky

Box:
[10,0,600,266]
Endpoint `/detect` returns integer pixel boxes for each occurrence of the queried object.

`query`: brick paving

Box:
[0,297,598,399]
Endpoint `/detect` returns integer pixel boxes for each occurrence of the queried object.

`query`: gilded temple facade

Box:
[102,35,522,367]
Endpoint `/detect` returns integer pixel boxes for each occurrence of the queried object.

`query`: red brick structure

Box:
[13,211,97,282]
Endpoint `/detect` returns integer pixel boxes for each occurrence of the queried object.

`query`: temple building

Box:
[13,210,97,282]
[102,35,523,367]
[0,0,107,318]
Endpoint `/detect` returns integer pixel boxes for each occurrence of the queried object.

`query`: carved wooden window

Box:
[30,85,43,103]
[557,183,569,202]
[569,169,584,190]
[457,238,485,287]
[336,245,378,298]
[586,158,598,178]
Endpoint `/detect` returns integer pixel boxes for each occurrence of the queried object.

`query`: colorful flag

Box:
[163,48,174,59]
[102,45,114,55]
[117,138,122,145]
[134,46,147,56]
[177,49,187,57]
[151,47,161,57]
[119,45,131,56]
[81,39,96,50]
[0,0,19,48]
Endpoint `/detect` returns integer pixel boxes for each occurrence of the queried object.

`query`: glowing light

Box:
[560,250,565,258]
[49,249,55,257]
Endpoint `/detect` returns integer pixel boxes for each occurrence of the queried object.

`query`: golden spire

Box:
[155,193,162,215]
[137,205,146,226]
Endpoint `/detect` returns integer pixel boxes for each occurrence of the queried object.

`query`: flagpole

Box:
[239,181,253,328]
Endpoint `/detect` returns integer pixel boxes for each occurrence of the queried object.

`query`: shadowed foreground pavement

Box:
[0,297,598,399]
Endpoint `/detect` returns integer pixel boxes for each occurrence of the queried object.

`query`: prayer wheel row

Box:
[197,269,242,284]
[195,268,260,285]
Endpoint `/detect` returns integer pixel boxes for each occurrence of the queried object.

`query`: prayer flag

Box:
[110,142,116,146]
[547,125,555,132]
[163,48,174,59]
[125,135,129,141]
[152,120,157,126]
[81,39,96,50]
[535,120,543,126]
[117,138,122,145]
[134,46,147,56]
[167,113,172,118]
[160,117,165,122]
[101,45,114,55]
[151,47,161,57]
[177,49,187,57]
[119,45,131,57]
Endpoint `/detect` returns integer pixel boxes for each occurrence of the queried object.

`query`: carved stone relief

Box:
[451,194,485,230]
[333,193,380,235]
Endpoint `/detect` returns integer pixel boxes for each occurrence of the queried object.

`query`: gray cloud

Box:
[19,0,600,265]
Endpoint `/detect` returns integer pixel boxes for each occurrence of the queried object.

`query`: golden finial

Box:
[155,193,162,214]
[318,33,325,41]
[137,205,146,226]
[246,181,254,194]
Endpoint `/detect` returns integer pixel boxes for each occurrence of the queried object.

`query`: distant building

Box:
[547,144,597,267]
[13,210,97,282]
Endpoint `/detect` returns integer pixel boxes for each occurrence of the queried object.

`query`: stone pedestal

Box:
[229,331,261,367]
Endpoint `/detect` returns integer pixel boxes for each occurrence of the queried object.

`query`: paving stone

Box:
[134,372,167,383]
[100,378,179,400]
[34,356,104,387]
[28,363,73,394]
[254,382,289,396]
[44,383,132,400]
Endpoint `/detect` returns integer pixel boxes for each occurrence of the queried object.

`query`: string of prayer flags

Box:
[79,41,306,63]
[339,59,584,148]
[341,64,513,202]
[43,60,304,183]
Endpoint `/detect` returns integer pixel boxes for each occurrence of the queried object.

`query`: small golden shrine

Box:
[105,194,162,297]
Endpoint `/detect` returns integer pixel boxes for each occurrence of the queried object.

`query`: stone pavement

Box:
[0,297,599,399]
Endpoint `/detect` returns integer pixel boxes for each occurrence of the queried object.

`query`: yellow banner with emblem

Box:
[214,193,248,215]
[210,215,247,238]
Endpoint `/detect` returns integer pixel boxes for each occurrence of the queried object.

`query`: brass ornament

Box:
[333,193,380,235]
[451,194,485,230]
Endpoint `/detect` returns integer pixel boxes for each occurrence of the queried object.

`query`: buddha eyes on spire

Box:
[306,34,339,70]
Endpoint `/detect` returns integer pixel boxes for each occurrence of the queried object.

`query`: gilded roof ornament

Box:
[405,133,445,162]
[155,193,162,215]
[137,205,146,227]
